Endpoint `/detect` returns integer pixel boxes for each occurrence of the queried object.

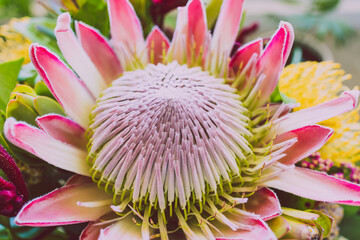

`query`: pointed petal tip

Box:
[342,90,360,107]
[55,12,71,32]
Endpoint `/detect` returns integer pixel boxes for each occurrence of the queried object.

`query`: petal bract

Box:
[145,26,170,64]
[275,125,334,165]
[277,90,360,135]
[30,44,95,128]
[15,182,111,226]
[55,13,107,97]
[265,167,360,205]
[76,21,122,84]
[246,187,282,221]
[36,114,87,149]
[4,118,90,176]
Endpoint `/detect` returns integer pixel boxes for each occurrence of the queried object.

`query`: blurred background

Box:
[244,0,360,88]
[1,0,359,85]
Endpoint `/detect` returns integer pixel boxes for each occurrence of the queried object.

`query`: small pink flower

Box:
[0,145,28,217]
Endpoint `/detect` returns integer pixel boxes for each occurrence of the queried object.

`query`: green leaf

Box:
[270,84,297,104]
[12,18,61,57]
[307,210,333,238]
[0,58,24,112]
[17,63,38,87]
[339,206,360,239]
[206,0,223,28]
[69,0,110,37]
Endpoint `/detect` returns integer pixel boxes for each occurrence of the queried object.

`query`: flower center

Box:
[87,61,253,210]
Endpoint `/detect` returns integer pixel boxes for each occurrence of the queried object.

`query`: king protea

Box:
[4,0,360,239]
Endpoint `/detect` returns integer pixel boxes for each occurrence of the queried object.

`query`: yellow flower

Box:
[280,61,360,163]
[0,18,31,64]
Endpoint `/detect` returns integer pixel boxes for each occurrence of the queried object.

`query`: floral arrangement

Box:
[0,0,359,239]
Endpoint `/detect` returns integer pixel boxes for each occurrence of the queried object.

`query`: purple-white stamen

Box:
[87,61,253,210]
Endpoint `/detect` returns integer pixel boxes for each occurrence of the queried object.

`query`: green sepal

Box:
[6,100,38,126]
[267,216,290,239]
[15,94,36,111]
[34,81,54,99]
[33,96,66,116]
[306,209,333,239]
[10,84,37,98]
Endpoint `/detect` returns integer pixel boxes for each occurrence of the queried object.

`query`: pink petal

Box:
[215,217,277,240]
[275,125,334,165]
[80,215,115,240]
[187,0,207,57]
[265,167,360,206]
[210,0,245,73]
[255,22,294,107]
[108,0,145,54]
[15,182,111,226]
[81,222,105,240]
[36,114,87,149]
[280,21,294,68]
[55,13,106,97]
[30,44,95,128]
[277,90,360,135]
[99,215,142,240]
[230,38,263,75]
[76,21,122,84]
[66,175,93,186]
[246,187,282,221]
[4,118,90,176]
[145,26,170,64]
[167,7,188,63]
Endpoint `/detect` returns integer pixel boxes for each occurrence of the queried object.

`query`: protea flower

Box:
[4,0,360,239]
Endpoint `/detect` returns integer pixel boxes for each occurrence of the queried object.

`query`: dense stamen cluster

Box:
[87,61,254,210]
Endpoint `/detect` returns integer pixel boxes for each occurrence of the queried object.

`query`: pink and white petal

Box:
[215,217,277,240]
[66,175,93,186]
[4,118,90,176]
[108,0,145,54]
[98,215,142,240]
[280,21,294,68]
[30,44,94,128]
[255,22,294,107]
[187,0,207,56]
[230,38,263,75]
[15,182,111,226]
[55,13,106,97]
[81,222,105,240]
[36,114,87,149]
[145,26,170,64]
[210,0,244,73]
[246,187,282,221]
[167,7,188,63]
[264,167,360,206]
[277,90,360,135]
[80,213,117,240]
[76,21,122,84]
[275,125,334,165]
